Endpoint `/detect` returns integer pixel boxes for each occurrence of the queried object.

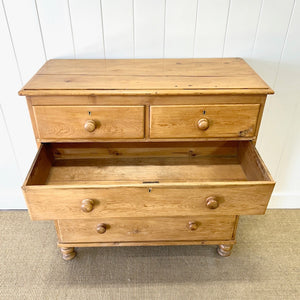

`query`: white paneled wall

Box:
[134,0,165,58]
[164,0,198,57]
[102,0,134,58]
[194,0,230,57]
[69,0,105,58]
[0,0,299,208]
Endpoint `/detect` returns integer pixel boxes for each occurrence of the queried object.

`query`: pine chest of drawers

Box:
[19,58,275,260]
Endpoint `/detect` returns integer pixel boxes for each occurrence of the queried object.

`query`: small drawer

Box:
[22,141,274,220]
[150,104,260,139]
[56,216,236,243]
[33,105,144,140]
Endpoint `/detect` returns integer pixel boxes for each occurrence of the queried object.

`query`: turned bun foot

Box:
[60,247,76,260]
[217,244,233,257]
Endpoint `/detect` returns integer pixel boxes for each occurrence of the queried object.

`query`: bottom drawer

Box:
[56,216,236,243]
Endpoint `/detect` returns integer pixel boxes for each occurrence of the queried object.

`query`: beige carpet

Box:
[0,210,299,300]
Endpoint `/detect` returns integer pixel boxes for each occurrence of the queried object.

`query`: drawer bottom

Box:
[56,216,237,243]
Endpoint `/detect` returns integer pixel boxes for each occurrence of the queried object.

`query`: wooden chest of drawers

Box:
[19,58,274,260]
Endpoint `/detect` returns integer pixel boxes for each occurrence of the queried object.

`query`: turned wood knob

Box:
[96,223,107,234]
[81,199,94,213]
[197,118,209,130]
[187,221,199,231]
[84,119,97,132]
[206,196,219,209]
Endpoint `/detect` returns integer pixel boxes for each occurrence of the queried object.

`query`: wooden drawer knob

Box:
[84,119,97,132]
[197,118,209,130]
[187,221,199,231]
[206,196,219,209]
[96,223,107,234]
[81,199,94,213]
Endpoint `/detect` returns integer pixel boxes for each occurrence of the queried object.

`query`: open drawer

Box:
[23,141,275,220]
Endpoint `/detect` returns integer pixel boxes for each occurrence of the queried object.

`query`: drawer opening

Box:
[24,141,273,187]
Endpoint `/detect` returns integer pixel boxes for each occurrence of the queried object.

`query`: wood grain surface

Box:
[56,239,236,247]
[19,58,275,255]
[150,104,260,138]
[34,58,257,76]
[22,141,274,220]
[23,184,274,220]
[18,58,274,96]
[56,215,236,243]
[33,105,144,139]
[30,95,266,106]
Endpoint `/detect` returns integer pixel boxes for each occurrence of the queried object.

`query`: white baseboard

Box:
[268,193,300,209]
[0,189,26,209]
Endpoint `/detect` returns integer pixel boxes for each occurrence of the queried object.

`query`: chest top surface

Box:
[19,58,273,96]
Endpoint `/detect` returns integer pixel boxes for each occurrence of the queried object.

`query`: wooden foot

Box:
[60,247,76,261]
[217,244,233,257]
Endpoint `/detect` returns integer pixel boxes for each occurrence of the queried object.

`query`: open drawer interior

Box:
[25,141,273,186]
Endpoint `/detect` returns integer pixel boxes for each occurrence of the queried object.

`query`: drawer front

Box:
[56,216,236,243]
[150,104,260,138]
[33,106,144,139]
[23,184,274,221]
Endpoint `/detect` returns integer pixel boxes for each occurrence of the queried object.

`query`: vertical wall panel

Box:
[0,3,30,208]
[69,0,105,58]
[0,2,22,103]
[36,0,75,59]
[3,0,45,83]
[102,0,134,58]
[223,0,262,58]
[254,0,295,178]
[134,0,165,58]
[249,0,295,86]
[194,0,230,57]
[275,1,300,93]
[1,99,36,180]
[269,1,300,196]
[275,104,300,193]
[0,107,24,209]
[164,0,198,58]
[0,1,36,178]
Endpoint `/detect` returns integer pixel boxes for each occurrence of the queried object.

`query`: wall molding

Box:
[268,193,300,209]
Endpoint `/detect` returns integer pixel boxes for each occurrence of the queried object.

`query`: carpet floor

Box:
[0,210,299,300]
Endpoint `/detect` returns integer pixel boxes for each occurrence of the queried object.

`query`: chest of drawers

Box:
[19,58,274,260]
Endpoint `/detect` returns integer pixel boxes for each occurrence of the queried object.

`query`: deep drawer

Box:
[33,105,145,140]
[56,216,237,243]
[22,141,274,220]
[150,104,260,138]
